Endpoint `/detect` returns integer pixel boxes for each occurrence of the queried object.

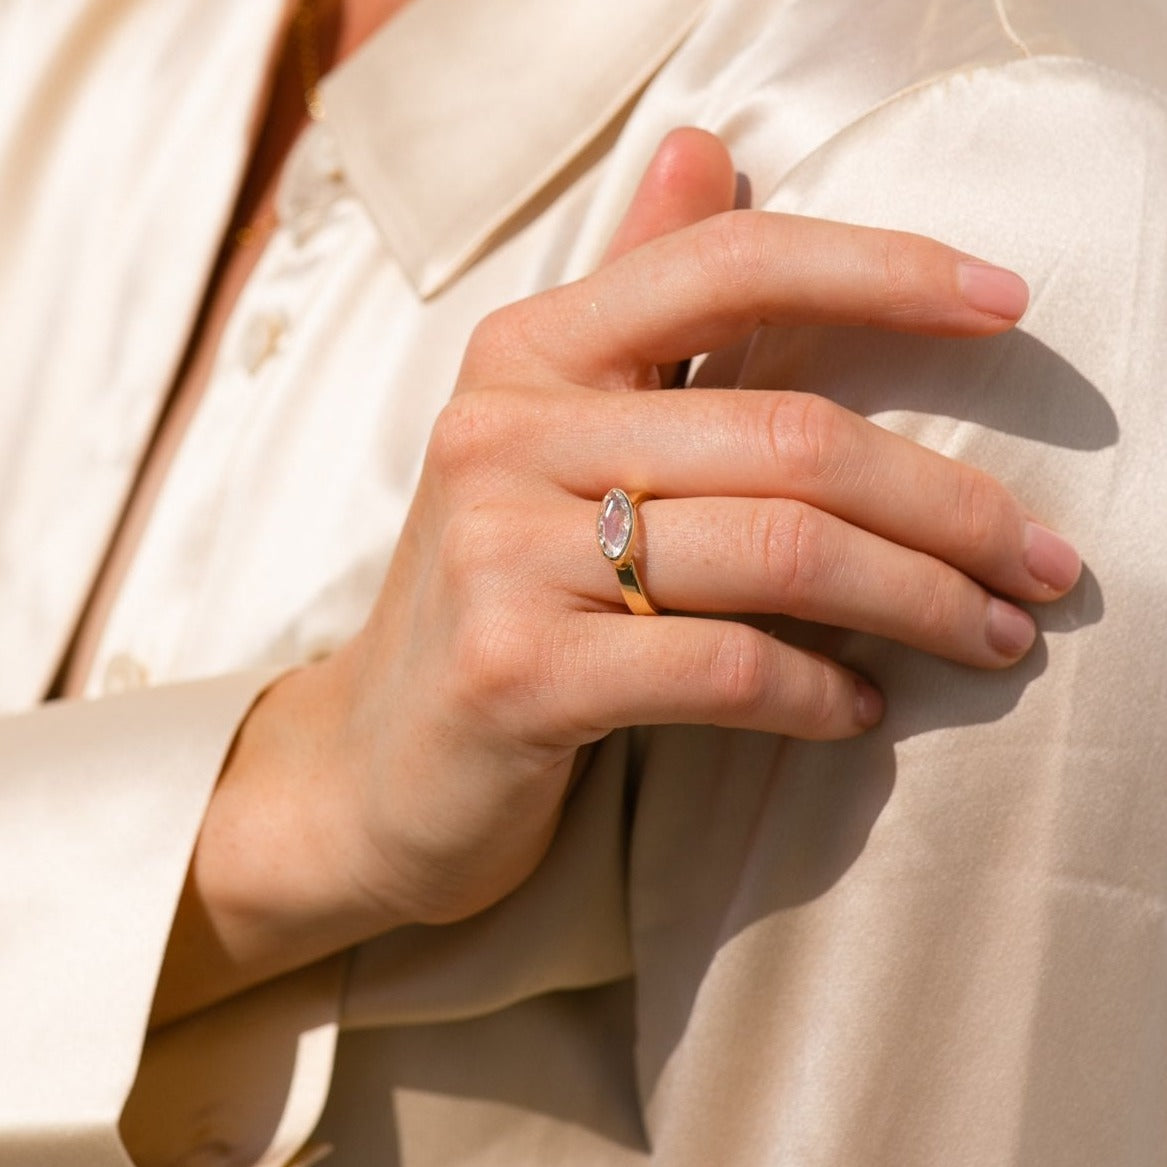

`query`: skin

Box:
[149,127,1082,1027]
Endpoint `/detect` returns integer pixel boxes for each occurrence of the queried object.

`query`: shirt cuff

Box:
[0,669,308,1164]
[119,954,345,1167]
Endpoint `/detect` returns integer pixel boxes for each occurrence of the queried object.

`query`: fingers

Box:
[441,156,1058,747]
[600,128,737,266]
[562,612,883,740]
[496,211,1029,388]
[515,386,1080,604]
[578,496,1038,669]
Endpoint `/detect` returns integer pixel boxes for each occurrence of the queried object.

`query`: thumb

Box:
[600,127,737,267]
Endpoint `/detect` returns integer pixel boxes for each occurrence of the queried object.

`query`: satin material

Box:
[1,0,1166,1164]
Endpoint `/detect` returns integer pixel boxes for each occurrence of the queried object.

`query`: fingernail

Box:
[1023,521,1082,593]
[854,679,885,729]
[957,261,1030,319]
[986,598,1036,659]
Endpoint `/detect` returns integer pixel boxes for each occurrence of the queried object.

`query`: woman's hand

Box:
[152,130,1080,1025]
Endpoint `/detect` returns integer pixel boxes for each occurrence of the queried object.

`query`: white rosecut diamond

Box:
[598,489,633,561]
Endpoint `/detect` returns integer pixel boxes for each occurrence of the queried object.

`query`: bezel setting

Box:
[597,488,635,564]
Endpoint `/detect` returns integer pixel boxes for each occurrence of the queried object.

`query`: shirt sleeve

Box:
[0,669,343,1167]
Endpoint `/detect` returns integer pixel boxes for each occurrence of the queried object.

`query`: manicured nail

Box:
[957,261,1030,319]
[1023,521,1082,593]
[986,598,1036,659]
[854,679,885,729]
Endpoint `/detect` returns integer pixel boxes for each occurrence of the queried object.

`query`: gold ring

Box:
[596,488,658,615]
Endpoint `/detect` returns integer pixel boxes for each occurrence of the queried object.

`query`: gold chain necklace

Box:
[233,0,325,248]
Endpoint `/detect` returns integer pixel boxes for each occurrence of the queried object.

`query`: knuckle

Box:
[916,558,961,643]
[951,466,1002,560]
[427,393,494,475]
[441,541,573,733]
[450,603,533,710]
[426,390,521,480]
[748,500,824,607]
[706,626,771,717]
[694,210,768,297]
[797,660,840,734]
[460,302,535,380]
[436,503,501,588]
[763,392,847,488]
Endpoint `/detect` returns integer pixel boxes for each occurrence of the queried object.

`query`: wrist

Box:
[151,647,404,1025]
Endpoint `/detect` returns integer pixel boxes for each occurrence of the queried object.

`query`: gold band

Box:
[613,557,658,616]
[597,488,659,616]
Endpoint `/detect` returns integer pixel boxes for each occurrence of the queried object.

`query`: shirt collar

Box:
[319,0,708,297]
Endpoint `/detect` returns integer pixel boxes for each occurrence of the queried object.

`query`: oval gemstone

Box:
[598,489,633,561]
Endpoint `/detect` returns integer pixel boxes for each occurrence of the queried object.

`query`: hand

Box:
[153,130,1080,1024]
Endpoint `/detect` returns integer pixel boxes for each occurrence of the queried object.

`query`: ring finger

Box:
[576,495,1036,669]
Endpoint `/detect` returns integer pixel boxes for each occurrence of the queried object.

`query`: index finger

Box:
[526,211,1029,388]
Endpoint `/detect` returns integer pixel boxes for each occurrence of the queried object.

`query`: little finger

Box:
[563,611,883,740]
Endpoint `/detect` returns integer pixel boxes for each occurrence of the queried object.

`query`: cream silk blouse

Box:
[2,1,1167,1164]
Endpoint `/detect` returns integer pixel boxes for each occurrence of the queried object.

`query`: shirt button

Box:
[102,653,149,695]
[279,123,346,243]
[240,311,287,374]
